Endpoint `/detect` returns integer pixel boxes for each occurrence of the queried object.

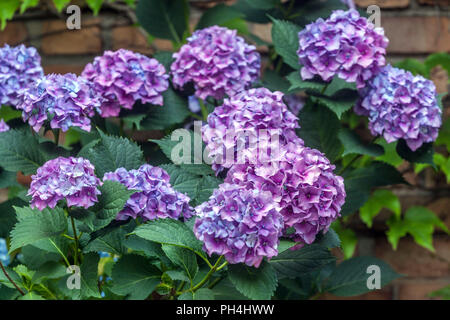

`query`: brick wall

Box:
[0,0,449,300]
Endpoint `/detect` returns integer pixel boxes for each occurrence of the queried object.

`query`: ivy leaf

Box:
[84,130,144,177]
[0,0,20,29]
[134,219,206,261]
[9,206,67,253]
[396,140,434,166]
[228,261,277,300]
[386,206,449,252]
[196,4,244,29]
[360,190,401,228]
[297,102,342,162]
[140,89,190,130]
[324,256,400,297]
[111,254,161,300]
[0,129,46,174]
[162,245,198,282]
[269,244,336,278]
[136,0,187,42]
[270,18,301,70]
[338,128,384,157]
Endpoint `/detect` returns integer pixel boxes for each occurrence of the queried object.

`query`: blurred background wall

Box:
[0,0,449,300]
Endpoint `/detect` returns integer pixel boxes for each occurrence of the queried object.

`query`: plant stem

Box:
[70,216,79,265]
[337,154,362,176]
[53,129,60,145]
[0,260,25,296]
[178,256,224,295]
[198,99,209,121]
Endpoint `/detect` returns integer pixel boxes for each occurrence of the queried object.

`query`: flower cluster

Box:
[194,183,283,267]
[0,119,9,132]
[202,88,300,172]
[354,65,442,151]
[17,73,100,132]
[283,93,305,115]
[103,164,193,221]
[82,49,169,117]
[297,9,388,88]
[0,44,44,107]
[171,26,261,100]
[0,238,9,266]
[29,157,101,211]
[226,141,346,245]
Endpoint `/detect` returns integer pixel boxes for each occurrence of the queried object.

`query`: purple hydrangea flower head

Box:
[82,49,169,117]
[283,93,305,115]
[0,119,9,132]
[29,157,101,211]
[340,0,356,9]
[171,26,261,100]
[0,44,44,107]
[297,9,388,88]
[103,164,193,221]
[194,183,283,268]
[354,65,442,151]
[17,73,99,132]
[226,140,346,245]
[202,88,301,173]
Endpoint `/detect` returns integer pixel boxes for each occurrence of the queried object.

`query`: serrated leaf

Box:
[196,4,244,30]
[270,244,336,278]
[0,129,46,174]
[140,89,190,130]
[31,262,67,283]
[228,261,277,300]
[324,256,400,296]
[339,128,384,157]
[75,253,102,299]
[360,190,401,227]
[123,234,164,258]
[0,198,25,238]
[162,245,198,282]
[9,206,67,253]
[297,103,342,162]
[310,90,358,119]
[262,69,291,93]
[85,130,144,177]
[270,18,301,69]
[178,288,215,300]
[111,254,161,300]
[134,219,206,261]
[331,221,357,259]
[83,228,127,255]
[287,71,327,92]
[314,229,341,249]
[396,140,434,166]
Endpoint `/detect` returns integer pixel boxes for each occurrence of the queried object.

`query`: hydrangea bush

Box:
[0,0,448,301]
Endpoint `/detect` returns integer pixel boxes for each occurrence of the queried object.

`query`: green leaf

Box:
[123,235,164,259]
[324,256,400,296]
[136,0,187,42]
[134,219,206,260]
[9,206,67,253]
[425,52,450,76]
[297,102,342,162]
[339,128,384,157]
[228,261,277,300]
[396,140,434,166]
[375,139,403,167]
[314,229,341,249]
[86,0,103,15]
[0,129,46,174]
[323,76,357,96]
[341,161,406,216]
[386,206,449,252]
[18,292,45,300]
[31,262,67,283]
[196,4,244,30]
[153,51,174,73]
[0,198,25,238]
[433,153,450,184]
[140,89,190,130]
[0,265,25,290]
[83,228,127,255]
[245,0,278,9]
[211,278,248,300]
[20,242,62,269]
[178,288,215,300]
[162,245,198,282]
[310,90,358,119]
[429,285,450,300]
[19,0,39,14]
[262,69,291,93]
[394,58,428,77]
[75,253,102,299]
[0,106,21,121]
[360,190,401,227]
[332,221,357,259]
[84,130,144,177]
[287,71,327,93]
[269,244,336,278]
[270,18,301,69]
[52,0,70,12]
[0,0,20,29]
[436,118,450,152]
[111,254,161,300]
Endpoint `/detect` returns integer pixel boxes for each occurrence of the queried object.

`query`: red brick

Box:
[426,197,450,231]
[112,26,153,55]
[0,22,27,46]
[41,19,102,55]
[152,39,173,51]
[43,65,86,76]
[250,23,272,52]
[397,280,449,300]
[382,16,450,54]
[375,237,450,277]
[418,0,450,6]
[355,0,410,8]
